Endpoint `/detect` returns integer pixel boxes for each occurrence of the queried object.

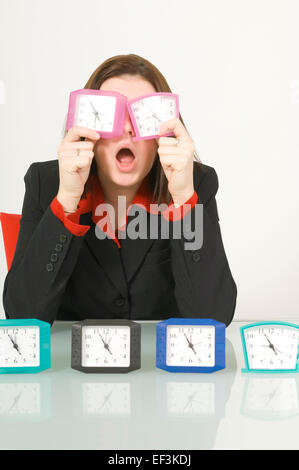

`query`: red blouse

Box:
[50,173,198,248]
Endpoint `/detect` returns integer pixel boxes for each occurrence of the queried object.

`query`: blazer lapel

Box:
[80,212,128,298]
[80,210,157,287]
[119,210,157,283]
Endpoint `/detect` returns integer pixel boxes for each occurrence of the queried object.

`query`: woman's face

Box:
[93,74,158,190]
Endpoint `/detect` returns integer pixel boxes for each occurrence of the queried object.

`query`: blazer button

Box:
[50,253,58,262]
[59,234,67,243]
[55,243,63,252]
[192,252,201,262]
[46,263,54,272]
[115,298,125,307]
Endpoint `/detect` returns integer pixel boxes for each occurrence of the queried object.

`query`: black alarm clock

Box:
[71,319,141,373]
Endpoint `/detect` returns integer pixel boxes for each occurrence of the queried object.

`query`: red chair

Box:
[0,212,21,270]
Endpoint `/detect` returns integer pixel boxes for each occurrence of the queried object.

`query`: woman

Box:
[3,54,237,326]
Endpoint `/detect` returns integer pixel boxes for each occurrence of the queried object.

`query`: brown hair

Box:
[73,53,203,204]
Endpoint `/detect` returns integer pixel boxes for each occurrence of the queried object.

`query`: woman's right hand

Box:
[56,126,100,213]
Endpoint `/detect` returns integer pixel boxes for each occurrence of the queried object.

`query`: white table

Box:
[0,320,298,450]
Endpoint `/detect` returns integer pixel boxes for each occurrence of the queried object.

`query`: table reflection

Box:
[166,382,215,415]
[241,375,299,420]
[0,375,51,421]
[82,382,131,415]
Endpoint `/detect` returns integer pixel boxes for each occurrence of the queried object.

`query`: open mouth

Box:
[115,148,136,171]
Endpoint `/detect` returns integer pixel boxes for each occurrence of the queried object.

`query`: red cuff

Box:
[162,190,199,222]
[50,197,90,237]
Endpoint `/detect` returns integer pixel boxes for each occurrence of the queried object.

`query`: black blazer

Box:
[3,160,237,326]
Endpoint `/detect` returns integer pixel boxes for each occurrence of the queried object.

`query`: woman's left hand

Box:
[156,118,195,206]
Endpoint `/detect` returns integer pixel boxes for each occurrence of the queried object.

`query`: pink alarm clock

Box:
[66,89,179,142]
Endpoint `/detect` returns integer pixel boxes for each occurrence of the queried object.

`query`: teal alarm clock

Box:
[240,321,299,373]
[0,319,51,374]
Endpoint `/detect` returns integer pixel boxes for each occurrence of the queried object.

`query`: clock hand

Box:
[99,334,106,346]
[89,101,109,127]
[261,344,283,355]
[90,102,99,115]
[99,334,110,351]
[7,391,23,414]
[183,332,193,347]
[183,333,197,355]
[262,381,282,409]
[264,334,276,346]
[105,336,113,355]
[264,334,278,355]
[99,390,114,411]
[90,102,101,124]
[144,104,162,122]
[91,107,105,118]
[183,391,198,412]
[189,334,198,355]
[8,334,22,356]
[104,332,113,355]
[99,334,113,355]
[264,336,282,354]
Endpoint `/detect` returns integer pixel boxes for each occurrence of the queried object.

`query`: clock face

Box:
[166,325,215,367]
[244,325,299,370]
[81,325,130,368]
[75,94,116,132]
[0,326,40,368]
[129,94,177,138]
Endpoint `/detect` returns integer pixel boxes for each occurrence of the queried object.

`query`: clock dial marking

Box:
[82,325,130,367]
[243,325,299,370]
[0,326,40,367]
[75,94,116,132]
[130,94,178,138]
[166,325,215,367]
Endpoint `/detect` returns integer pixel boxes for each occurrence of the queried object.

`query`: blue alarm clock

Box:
[240,321,299,373]
[156,318,226,373]
[0,319,51,374]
